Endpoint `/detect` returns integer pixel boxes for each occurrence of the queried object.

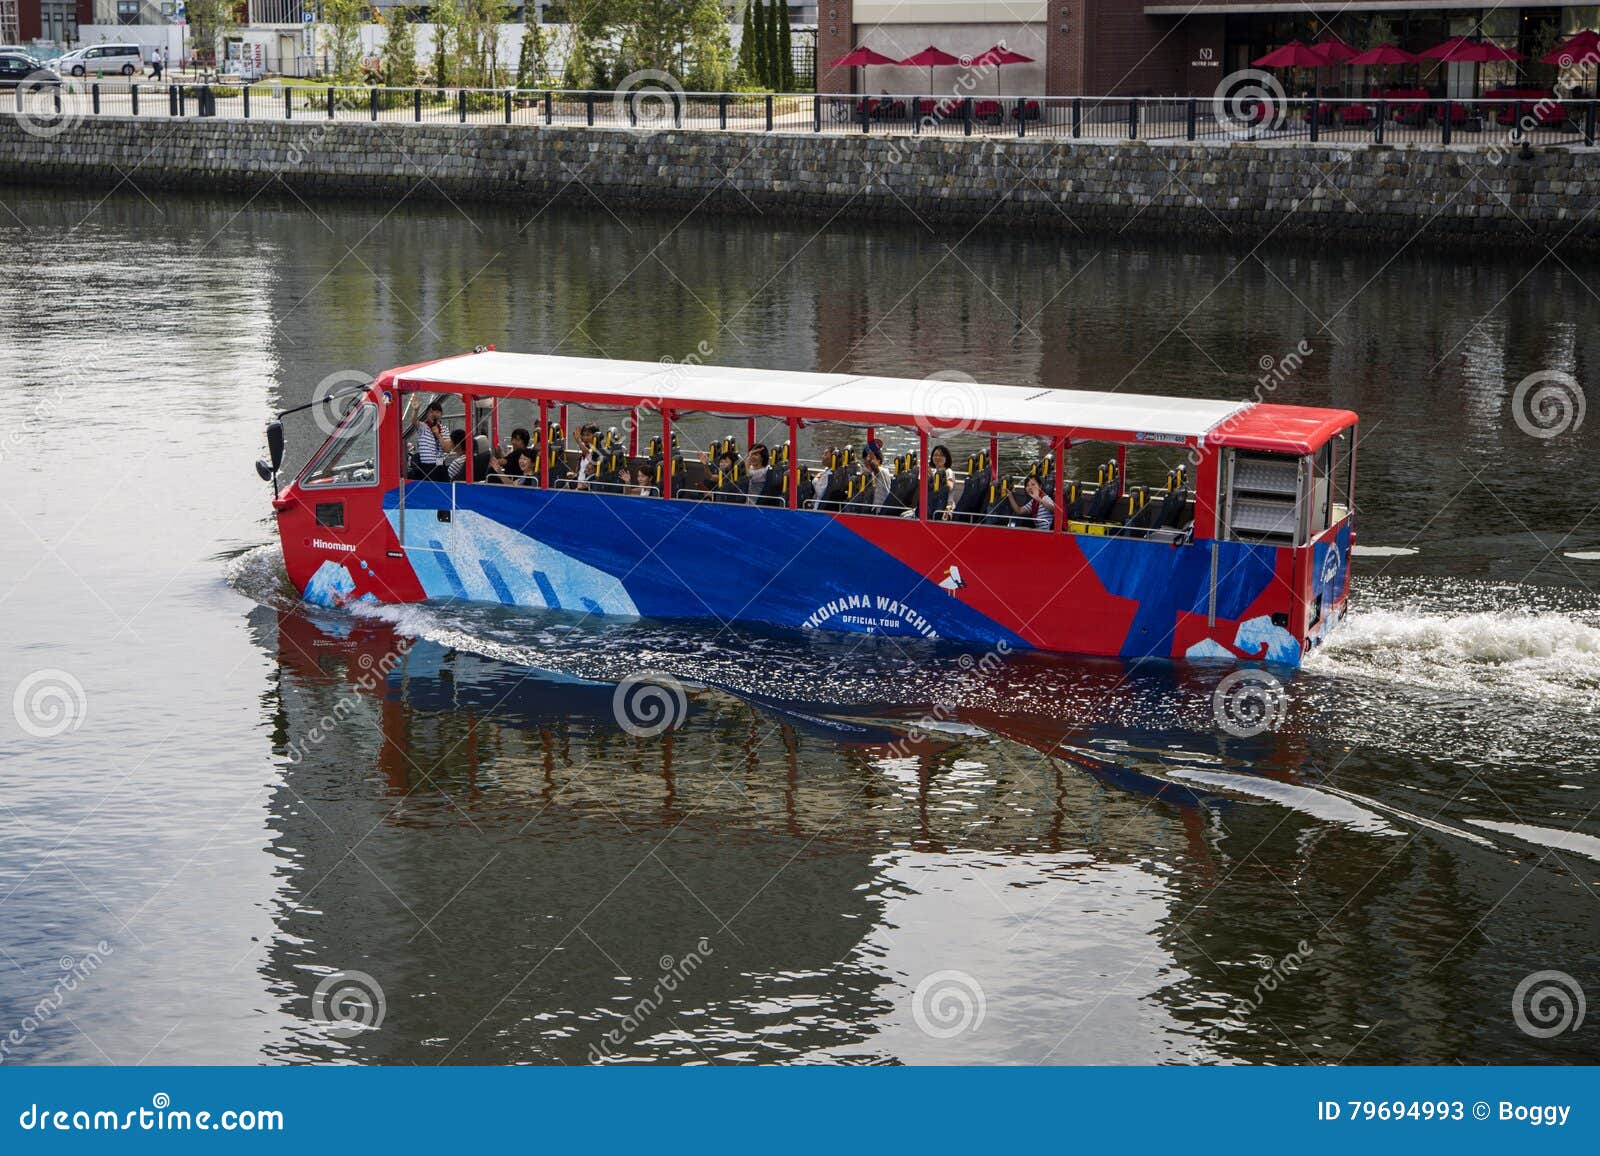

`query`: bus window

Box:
[1308,442,1333,537]
[1330,428,1354,525]
[302,401,379,489]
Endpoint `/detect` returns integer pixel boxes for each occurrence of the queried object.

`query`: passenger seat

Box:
[885,452,919,512]
[952,451,991,521]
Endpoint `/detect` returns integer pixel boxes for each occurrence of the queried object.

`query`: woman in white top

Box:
[1006,474,1056,530]
[623,463,659,498]
[860,444,893,507]
[744,444,770,503]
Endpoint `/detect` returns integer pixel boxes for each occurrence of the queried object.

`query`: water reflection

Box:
[3,186,1598,1067]
[255,600,1599,1064]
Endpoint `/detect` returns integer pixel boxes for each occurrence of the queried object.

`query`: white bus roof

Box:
[395,352,1253,441]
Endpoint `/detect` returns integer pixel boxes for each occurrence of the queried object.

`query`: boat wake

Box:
[222,542,302,612]
[1310,584,1600,705]
[230,543,1600,714]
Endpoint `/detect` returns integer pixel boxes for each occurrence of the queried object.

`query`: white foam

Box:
[348,600,549,669]
[1465,819,1600,862]
[1352,545,1421,557]
[1565,551,1600,562]
[1310,607,1600,703]
[222,542,296,607]
[1166,769,1398,834]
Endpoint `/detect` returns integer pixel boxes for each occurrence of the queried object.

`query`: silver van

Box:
[55,43,143,77]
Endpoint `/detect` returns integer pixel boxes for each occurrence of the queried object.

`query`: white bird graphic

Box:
[939,566,966,592]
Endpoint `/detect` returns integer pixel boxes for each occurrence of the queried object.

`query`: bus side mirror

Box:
[266,421,285,472]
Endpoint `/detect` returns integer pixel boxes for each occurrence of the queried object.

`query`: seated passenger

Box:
[745,444,770,501]
[623,463,659,498]
[444,428,469,481]
[860,444,893,510]
[1006,475,1056,530]
[928,444,956,517]
[408,399,448,480]
[572,423,601,490]
[485,444,513,483]
[521,448,553,483]
[693,448,738,500]
[507,428,532,473]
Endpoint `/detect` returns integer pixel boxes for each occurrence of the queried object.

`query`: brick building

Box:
[818,2,1598,98]
[8,0,93,44]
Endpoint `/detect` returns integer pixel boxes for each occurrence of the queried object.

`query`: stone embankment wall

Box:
[2,115,1595,248]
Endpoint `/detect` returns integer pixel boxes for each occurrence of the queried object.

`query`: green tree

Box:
[617,0,682,75]
[560,0,614,88]
[516,18,549,89]
[750,0,768,89]
[456,0,508,87]
[736,0,754,83]
[776,1,793,90]
[431,0,460,86]
[184,0,237,69]
[312,0,365,82]
[379,7,418,87]
[683,0,732,90]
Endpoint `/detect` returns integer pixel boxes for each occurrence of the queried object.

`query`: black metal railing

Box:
[12,82,1599,149]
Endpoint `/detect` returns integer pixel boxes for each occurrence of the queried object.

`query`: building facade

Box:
[11,0,94,45]
[820,2,1600,97]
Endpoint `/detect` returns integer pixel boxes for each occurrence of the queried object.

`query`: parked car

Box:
[53,43,143,77]
[0,52,61,89]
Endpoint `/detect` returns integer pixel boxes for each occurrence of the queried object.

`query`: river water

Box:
[1,186,1597,1066]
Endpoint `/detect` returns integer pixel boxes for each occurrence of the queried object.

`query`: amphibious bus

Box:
[260,351,1356,665]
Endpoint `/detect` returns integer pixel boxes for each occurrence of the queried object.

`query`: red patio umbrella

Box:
[969,44,1035,98]
[1313,35,1357,97]
[1421,37,1525,101]
[1348,44,1423,66]
[1540,29,1600,66]
[898,45,962,94]
[1420,37,1524,64]
[829,46,899,97]
[830,46,898,68]
[1348,43,1423,95]
[1313,37,1357,63]
[1254,40,1334,100]
[1252,40,1332,69]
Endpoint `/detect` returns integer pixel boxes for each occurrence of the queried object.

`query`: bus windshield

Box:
[302,401,379,489]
